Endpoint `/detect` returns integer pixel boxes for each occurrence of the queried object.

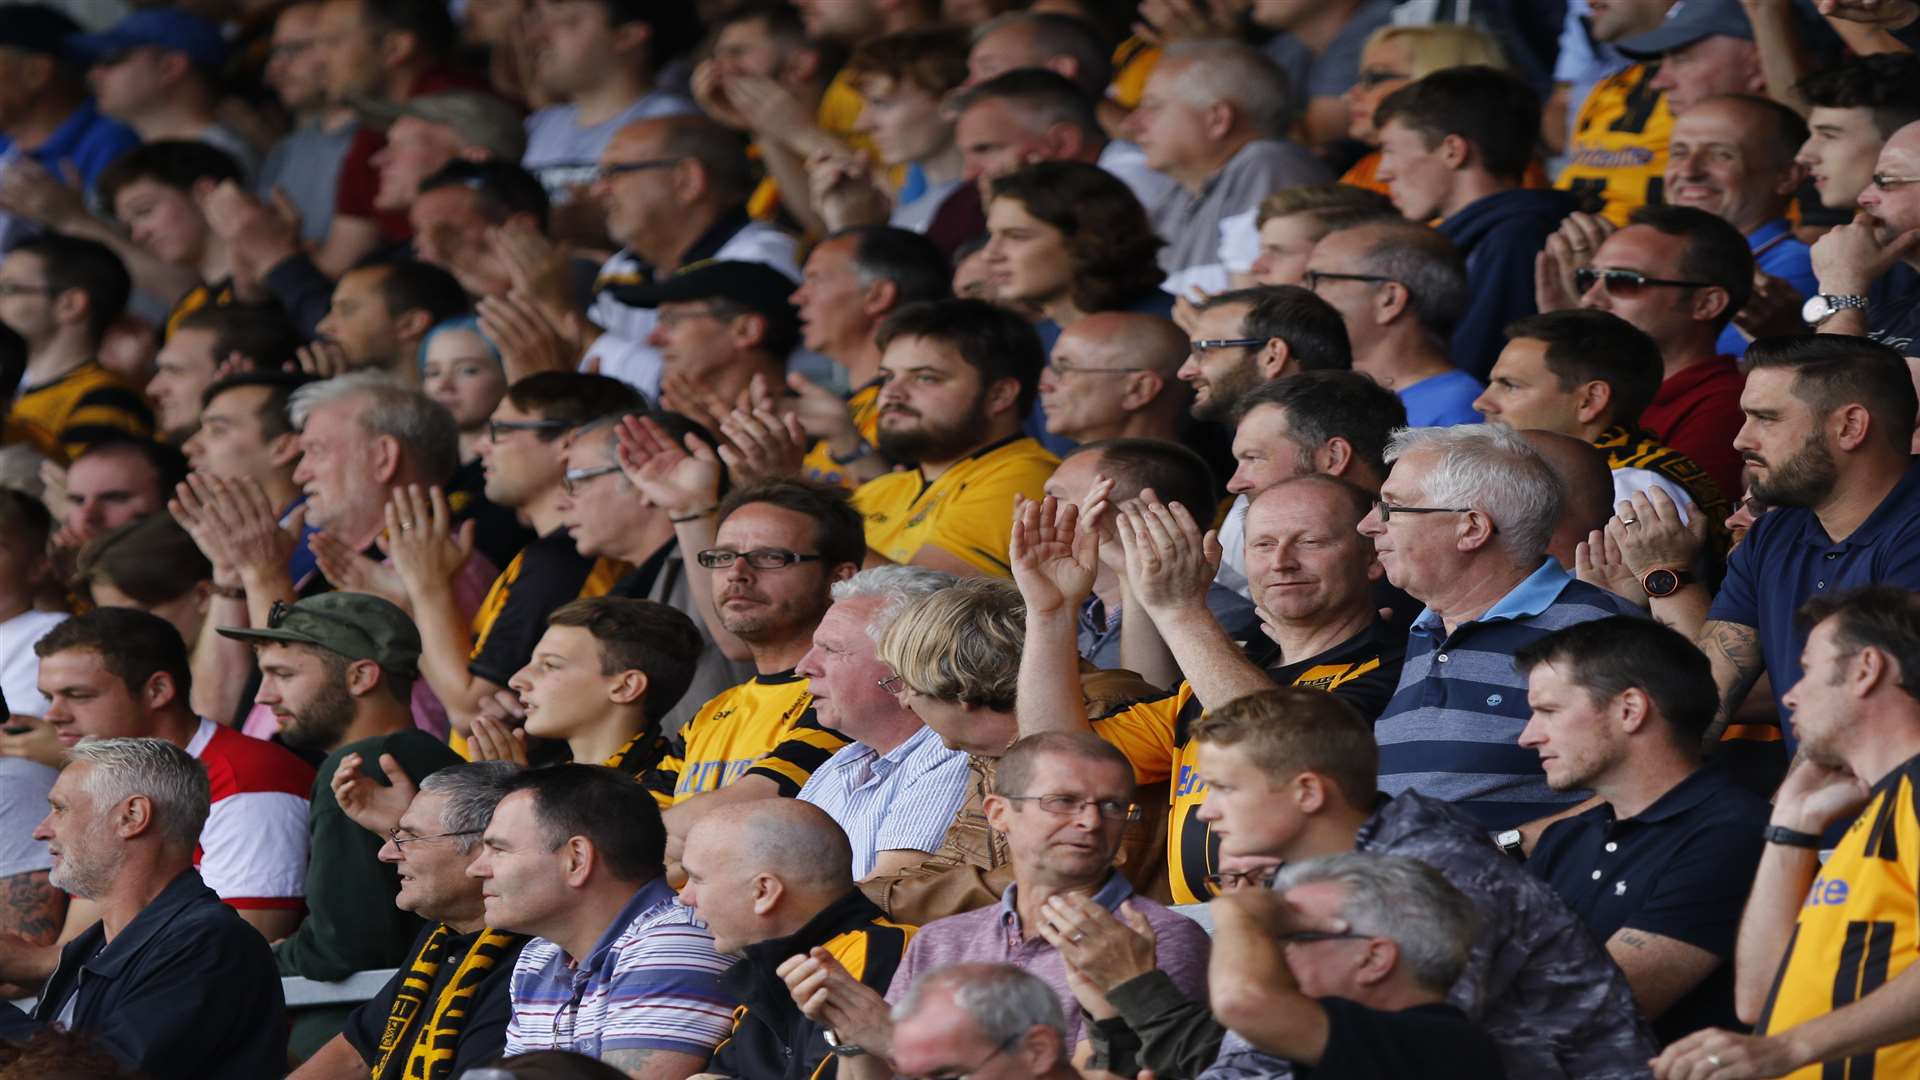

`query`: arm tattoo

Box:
[1698,620,1764,744]
[1617,929,1651,950]
[0,871,66,945]
[598,1049,660,1078]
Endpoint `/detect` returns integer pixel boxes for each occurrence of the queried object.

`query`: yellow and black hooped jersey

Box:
[1091,623,1404,905]
[6,362,153,463]
[1595,425,1733,554]
[851,435,1059,577]
[164,278,237,340]
[1756,754,1920,1079]
[1557,62,1672,227]
[801,380,883,490]
[643,670,849,809]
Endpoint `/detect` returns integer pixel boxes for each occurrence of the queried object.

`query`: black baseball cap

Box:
[0,4,82,58]
[615,260,802,351]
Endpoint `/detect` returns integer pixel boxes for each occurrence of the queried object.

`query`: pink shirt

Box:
[239,550,498,741]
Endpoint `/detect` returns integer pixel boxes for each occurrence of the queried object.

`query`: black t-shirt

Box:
[342,922,525,1073]
[466,530,604,686]
[1248,619,1408,723]
[1868,263,1920,354]
[1301,998,1506,1080]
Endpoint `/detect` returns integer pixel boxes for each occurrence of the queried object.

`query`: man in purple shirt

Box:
[778,732,1209,1078]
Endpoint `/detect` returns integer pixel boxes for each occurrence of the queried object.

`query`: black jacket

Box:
[708,890,912,1080]
[33,869,286,1079]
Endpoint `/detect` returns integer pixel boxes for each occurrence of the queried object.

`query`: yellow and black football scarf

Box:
[373,924,523,1080]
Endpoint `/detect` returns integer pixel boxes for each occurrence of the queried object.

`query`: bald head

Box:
[1518,429,1612,569]
[690,798,855,891]
[1063,312,1188,376]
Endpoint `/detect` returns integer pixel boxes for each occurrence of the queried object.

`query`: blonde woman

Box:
[1338,24,1519,194]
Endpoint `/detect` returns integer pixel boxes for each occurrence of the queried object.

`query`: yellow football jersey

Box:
[851,435,1059,577]
[645,670,849,809]
[801,380,883,490]
[1556,62,1672,227]
[1757,757,1920,1079]
[6,362,153,463]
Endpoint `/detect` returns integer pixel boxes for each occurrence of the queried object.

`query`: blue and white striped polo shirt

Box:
[504,876,735,1059]
[1376,559,1645,829]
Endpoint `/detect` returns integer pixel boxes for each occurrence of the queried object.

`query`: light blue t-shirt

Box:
[1399,368,1485,427]
[1717,218,1816,359]
[522,90,698,202]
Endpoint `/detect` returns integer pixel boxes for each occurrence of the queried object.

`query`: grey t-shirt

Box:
[0,758,56,877]
[257,119,357,245]
[1154,137,1330,298]
[522,90,698,202]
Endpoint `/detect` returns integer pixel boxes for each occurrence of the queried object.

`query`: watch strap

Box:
[1764,824,1822,849]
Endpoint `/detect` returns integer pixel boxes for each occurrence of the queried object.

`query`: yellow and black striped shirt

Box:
[644,670,849,808]
[7,362,153,463]
[1757,754,1920,1079]
[1557,63,1672,227]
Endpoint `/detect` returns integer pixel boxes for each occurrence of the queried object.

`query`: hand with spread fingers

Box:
[614,413,724,518]
[1116,491,1220,616]
[476,688,528,726]
[479,291,582,381]
[1606,487,1706,577]
[170,473,299,586]
[467,713,530,767]
[296,339,351,379]
[384,485,475,594]
[1010,486,1109,618]
[716,404,809,486]
[778,947,896,1056]
[659,371,747,435]
[331,751,418,838]
[1036,894,1160,992]
[1575,527,1649,607]
[310,531,410,610]
[1537,211,1616,310]
[490,223,578,328]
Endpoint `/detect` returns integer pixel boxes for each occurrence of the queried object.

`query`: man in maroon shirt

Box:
[1538,205,1751,497]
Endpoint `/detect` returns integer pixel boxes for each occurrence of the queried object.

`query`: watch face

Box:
[1802,295,1831,323]
[1644,568,1679,597]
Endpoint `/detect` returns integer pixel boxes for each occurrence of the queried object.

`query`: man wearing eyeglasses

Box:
[387,372,644,741]
[780,733,1210,1078]
[1036,313,1189,448]
[1809,118,1920,350]
[643,261,802,414]
[218,591,464,1056]
[1176,286,1352,426]
[295,761,527,1080]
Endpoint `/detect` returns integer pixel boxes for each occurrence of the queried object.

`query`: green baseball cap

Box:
[217,593,422,678]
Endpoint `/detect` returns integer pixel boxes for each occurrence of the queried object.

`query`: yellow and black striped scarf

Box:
[605,729,672,778]
[374,924,523,1080]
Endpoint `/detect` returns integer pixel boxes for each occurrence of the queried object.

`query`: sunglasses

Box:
[1573,267,1715,298]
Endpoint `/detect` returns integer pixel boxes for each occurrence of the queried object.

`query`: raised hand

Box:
[1134,0,1242,45]
[785,371,862,451]
[0,156,87,228]
[331,751,417,837]
[170,474,299,584]
[658,371,746,434]
[1733,270,1808,341]
[204,181,302,284]
[489,222,578,329]
[296,339,352,379]
[1539,211,1615,308]
[478,291,582,381]
[719,74,819,141]
[467,713,530,767]
[1815,0,1918,26]
[1115,491,1220,615]
[1812,210,1920,295]
[614,413,724,517]
[716,404,809,485]
[1607,486,1706,577]
[1010,490,1105,617]
[691,59,752,130]
[384,485,475,594]
[1574,527,1648,608]
[0,717,65,771]
[778,947,895,1054]
[310,531,410,609]
[1036,894,1160,993]
[1772,755,1870,834]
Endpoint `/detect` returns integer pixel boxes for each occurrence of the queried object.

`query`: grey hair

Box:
[1385,423,1563,564]
[70,737,210,852]
[891,963,1067,1066]
[289,370,461,486]
[418,761,521,855]
[829,565,959,643]
[1274,852,1478,994]
[1161,41,1292,136]
[1354,223,1469,336]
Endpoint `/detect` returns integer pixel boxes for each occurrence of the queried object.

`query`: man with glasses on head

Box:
[1537,205,1757,499]
[294,762,528,1080]
[218,591,463,1057]
[1808,119,1920,351]
[778,734,1211,1079]
[1358,424,1644,837]
[386,372,644,741]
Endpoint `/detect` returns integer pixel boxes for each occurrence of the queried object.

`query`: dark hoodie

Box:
[1438,187,1578,380]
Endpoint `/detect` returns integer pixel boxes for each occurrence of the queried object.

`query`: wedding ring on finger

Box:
[1620,517,1638,527]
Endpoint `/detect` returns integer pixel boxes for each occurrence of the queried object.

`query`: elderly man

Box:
[1037,313,1189,446]
[1205,854,1501,1077]
[1358,424,1644,831]
[1125,41,1329,297]
[887,965,1084,1080]
[678,799,914,1080]
[1517,618,1769,1044]
[26,738,285,1079]
[780,733,1211,1078]
[471,765,735,1073]
[1302,222,1483,426]
[795,566,972,879]
[1014,473,1404,904]
[295,762,527,1079]
[1058,689,1654,1080]
[1809,117,1920,349]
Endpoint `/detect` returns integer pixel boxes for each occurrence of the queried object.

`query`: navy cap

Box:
[612,260,801,347]
[70,8,227,69]
[1615,0,1753,59]
[0,4,82,57]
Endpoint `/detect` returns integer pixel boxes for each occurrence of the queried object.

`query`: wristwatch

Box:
[1802,293,1868,328]
[824,1030,868,1058]
[1495,829,1526,861]
[1639,567,1696,599]
[1764,824,1822,849]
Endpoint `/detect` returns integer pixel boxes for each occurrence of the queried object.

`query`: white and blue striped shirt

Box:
[798,724,972,878]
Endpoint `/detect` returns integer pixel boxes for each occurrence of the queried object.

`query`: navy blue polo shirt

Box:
[1709,458,1920,751]
[1529,763,1769,1044]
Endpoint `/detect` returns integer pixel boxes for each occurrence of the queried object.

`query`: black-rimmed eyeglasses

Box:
[1304,270,1394,292]
[696,548,824,570]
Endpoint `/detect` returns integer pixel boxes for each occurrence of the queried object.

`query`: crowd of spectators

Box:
[0,0,1919,1077]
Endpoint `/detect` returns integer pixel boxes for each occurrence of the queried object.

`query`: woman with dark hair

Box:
[984,160,1171,340]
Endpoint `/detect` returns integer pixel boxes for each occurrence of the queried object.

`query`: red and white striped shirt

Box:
[186,719,314,911]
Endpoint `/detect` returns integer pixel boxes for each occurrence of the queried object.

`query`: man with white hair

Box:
[21,738,285,1079]
[889,964,1083,1080]
[1123,41,1329,298]
[795,565,972,880]
[1358,424,1644,835]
